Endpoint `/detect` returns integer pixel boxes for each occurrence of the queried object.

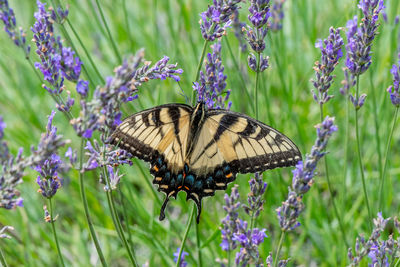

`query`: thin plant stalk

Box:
[0,247,8,267]
[223,36,253,113]
[195,222,202,267]
[78,139,108,267]
[48,198,66,267]
[378,106,399,211]
[342,95,350,210]
[175,204,195,267]
[369,71,383,189]
[319,104,349,248]
[354,75,372,229]
[94,0,122,63]
[66,19,105,84]
[102,166,138,267]
[274,231,286,267]
[192,39,209,105]
[254,52,261,119]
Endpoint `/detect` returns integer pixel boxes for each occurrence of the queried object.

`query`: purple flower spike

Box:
[199,0,241,41]
[173,248,189,267]
[0,0,31,57]
[348,212,394,266]
[220,185,240,251]
[243,173,267,219]
[277,116,337,231]
[312,27,344,105]
[35,154,63,198]
[387,53,400,107]
[194,41,231,109]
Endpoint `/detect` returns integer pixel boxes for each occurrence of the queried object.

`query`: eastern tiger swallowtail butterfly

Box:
[110,102,301,223]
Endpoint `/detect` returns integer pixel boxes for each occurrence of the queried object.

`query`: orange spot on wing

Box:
[178,186,182,189]
[184,186,189,190]
[153,166,159,172]
[226,173,233,178]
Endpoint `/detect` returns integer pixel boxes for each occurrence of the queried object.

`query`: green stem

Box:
[354,76,372,230]
[378,106,399,211]
[175,204,195,267]
[192,40,209,105]
[94,0,122,63]
[195,222,202,267]
[370,72,383,178]
[227,250,231,267]
[254,52,261,120]
[66,18,105,84]
[319,104,349,248]
[101,138,138,266]
[342,96,350,211]
[79,139,108,267]
[274,231,285,267]
[49,198,65,267]
[0,247,8,267]
[223,36,253,113]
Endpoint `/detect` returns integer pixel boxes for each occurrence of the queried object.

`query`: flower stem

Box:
[0,247,8,267]
[78,139,108,267]
[342,95,350,210]
[223,36,253,113]
[175,204,195,267]
[254,52,261,120]
[378,106,399,211]
[354,76,372,230]
[94,0,122,63]
[319,104,349,248]
[274,231,286,267]
[49,198,66,267]
[192,39,209,105]
[195,222,202,267]
[66,18,105,84]
[102,166,138,266]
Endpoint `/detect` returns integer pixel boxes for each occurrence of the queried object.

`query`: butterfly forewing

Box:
[110,104,192,171]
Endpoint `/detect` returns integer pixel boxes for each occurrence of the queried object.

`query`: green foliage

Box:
[1,0,400,266]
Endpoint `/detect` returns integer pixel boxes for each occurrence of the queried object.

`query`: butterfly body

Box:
[110,102,301,223]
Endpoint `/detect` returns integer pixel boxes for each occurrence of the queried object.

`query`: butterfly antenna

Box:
[159,195,170,221]
[177,81,190,105]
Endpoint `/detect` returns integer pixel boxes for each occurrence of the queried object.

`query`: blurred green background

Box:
[1,0,400,266]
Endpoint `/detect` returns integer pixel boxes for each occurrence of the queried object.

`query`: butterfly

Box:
[109,102,301,223]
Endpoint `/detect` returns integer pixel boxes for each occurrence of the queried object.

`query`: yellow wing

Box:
[187,109,301,178]
[109,103,192,174]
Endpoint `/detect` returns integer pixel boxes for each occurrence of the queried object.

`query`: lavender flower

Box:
[199,0,242,41]
[276,116,337,231]
[194,41,231,109]
[312,27,344,105]
[387,53,400,107]
[74,50,182,139]
[242,173,267,219]
[343,0,385,109]
[0,116,9,162]
[84,140,132,171]
[233,219,267,266]
[103,166,125,191]
[245,0,270,52]
[269,0,285,32]
[220,185,240,251]
[173,248,189,267]
[348,212,393,266]
[31,1,88,113]
[35,154,63,198]
[0,0,30,57]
